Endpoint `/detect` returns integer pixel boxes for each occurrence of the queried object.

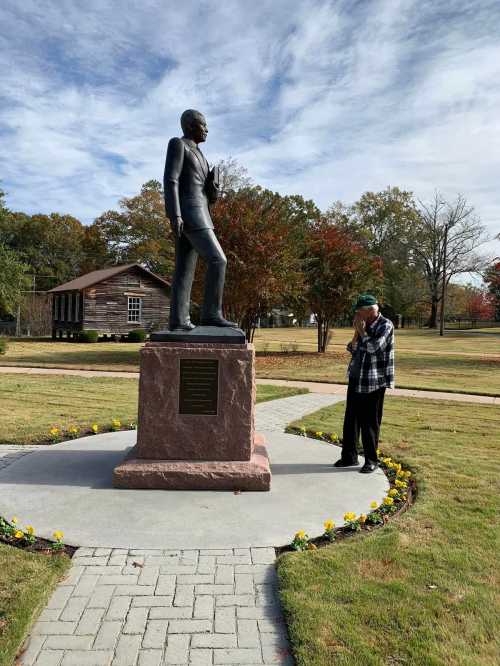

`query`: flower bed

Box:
[45,418,137,445]
[279,426,417,553]
[0,516,76,557]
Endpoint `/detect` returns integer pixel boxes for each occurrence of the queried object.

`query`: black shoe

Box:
[170,321,196,331]
[333,458,359,468]
[200,317,238,328]
[359,461,378,474]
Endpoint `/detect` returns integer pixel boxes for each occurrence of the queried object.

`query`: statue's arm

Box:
[163,138,184,219]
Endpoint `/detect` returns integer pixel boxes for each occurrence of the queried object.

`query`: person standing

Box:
[334,294,395,473]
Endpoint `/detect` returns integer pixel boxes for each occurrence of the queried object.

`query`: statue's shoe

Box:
[200,318,238,328]
[169,322,196,331]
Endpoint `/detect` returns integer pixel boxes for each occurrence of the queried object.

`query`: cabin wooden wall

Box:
[82,267,170,334]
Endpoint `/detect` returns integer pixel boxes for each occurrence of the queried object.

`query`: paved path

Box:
[21,547,290,666]
[1,365,497,404]
[3,392,386,665]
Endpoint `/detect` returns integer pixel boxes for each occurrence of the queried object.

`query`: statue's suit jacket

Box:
[164,137,214,232]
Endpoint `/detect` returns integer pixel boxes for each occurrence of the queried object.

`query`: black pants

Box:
[169,229,227,327]
[341,383,386,464]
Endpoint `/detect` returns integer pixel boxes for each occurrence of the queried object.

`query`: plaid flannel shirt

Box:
[346,314,395,393]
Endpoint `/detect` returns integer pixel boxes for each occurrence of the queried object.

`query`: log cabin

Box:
[48,263,170,339]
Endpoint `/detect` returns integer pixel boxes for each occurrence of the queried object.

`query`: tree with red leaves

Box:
[464,289,495,321]
[303,218,383,352]
[207,187,314,340]
[484,260,500,321]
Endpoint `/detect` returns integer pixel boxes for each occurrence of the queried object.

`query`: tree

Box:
[91,180,174,277]
[303,218,383,352]
[349,187,425,317]
[0,210,87,290]
[208,186,307,340]
[0,243,30,315]
[463,287,495,321]
[484,260,500,321]
[216,157,253,196]
[413,193,488,329]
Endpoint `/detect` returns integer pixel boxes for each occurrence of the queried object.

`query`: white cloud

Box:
[0,0,498,260]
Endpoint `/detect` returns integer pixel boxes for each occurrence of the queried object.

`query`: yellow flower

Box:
[396,469,406,478]
[359,514,367,523]
[330,432,339,442]
[91,424,99,434]
[53,530,64,541]
[324,519,335,531]
[112,418,121,429]
[14,530,24,539]
[315,431,323,437]
[344,512,356,521]
[395,479,407,488]
[383,496,394,506]
[382,457,392,465]
[376,448,381,456]
[404,470,412,479]
[388,488,399,497]
[26,525,35,535]
[11,517,18,524]
[49,427,60,437]
[295,530,306,540]
[68,425,79,434]
[370,501,378,509]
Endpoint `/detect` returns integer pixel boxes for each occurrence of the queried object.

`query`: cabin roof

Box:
[48,263,170,293]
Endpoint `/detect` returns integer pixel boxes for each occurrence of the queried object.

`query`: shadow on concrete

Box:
[0,448,133,488]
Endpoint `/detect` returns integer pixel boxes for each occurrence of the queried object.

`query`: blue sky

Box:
[0,0,499,259]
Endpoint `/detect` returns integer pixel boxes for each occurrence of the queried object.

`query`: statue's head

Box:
[181,109,207,144]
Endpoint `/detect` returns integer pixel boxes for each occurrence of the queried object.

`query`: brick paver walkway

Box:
[21,547,291,666]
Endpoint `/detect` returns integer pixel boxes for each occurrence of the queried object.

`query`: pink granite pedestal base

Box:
[113,340,271,491]
[113,436,270,491]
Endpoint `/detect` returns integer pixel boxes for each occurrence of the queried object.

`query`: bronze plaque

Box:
[179,358,219,415]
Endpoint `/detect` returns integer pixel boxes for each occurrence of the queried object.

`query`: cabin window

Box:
[61,294,66,321]
[74,294,80,322]
[128,297,142,323]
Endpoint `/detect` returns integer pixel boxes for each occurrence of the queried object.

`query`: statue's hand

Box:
[171,216,184,239]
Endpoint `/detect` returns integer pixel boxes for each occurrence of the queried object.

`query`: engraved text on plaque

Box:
[179,358,219,415]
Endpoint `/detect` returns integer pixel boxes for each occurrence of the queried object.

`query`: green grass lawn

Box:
[0,545,70,666]
[257,349,500,396]
[2,328,499,395]
[0,373,306,446]
[279,397,500,665]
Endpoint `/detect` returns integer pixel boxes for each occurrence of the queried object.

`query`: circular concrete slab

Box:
[0,431,389,549]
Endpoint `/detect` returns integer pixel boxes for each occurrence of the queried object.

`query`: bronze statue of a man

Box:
[164,109,236,330]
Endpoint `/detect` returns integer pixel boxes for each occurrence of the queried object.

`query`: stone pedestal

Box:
[113,339,271,491]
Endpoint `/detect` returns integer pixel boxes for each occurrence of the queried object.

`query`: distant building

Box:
[48,263,170,339]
